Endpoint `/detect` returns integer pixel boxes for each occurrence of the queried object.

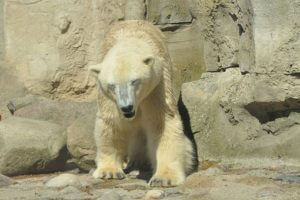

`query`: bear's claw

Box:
[149,176,180,187]
[93,168,125,180]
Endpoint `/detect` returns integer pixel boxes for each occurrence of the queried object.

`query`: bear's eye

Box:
[131,79,140,86]
[107,84,115,91]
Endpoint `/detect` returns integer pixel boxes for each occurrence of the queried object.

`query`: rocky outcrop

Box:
[0,117,67,176]
[181,0,300,165]
[182,69,300,163]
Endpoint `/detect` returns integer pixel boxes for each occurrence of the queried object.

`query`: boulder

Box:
[66,112,97,171]
[12,96,97,129]
[45,173,87,188]
[0,117,67,176]
[181,69,300,164]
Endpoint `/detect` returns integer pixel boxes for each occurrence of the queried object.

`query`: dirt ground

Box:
[0,161,299,200]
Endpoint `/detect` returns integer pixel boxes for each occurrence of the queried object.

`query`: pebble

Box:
[145,190,165,199]
[99,191,122,200]
[45,173,82,188]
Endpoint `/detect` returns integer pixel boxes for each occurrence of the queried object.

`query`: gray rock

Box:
[163,23,205,97]
[0,117,67,176]
[45,174,82,188]
[0,174,14,187]
[124,0,145,20]
[181,68,300,164]
[99,191,122,200]
[66,112,97,171]
[0,68,26,120]
[252,0,300,75]
[13,97,97,130]
[145,190,165,200]
[147,0,193,24]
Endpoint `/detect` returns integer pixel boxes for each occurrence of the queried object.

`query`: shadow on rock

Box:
[177,92,199,174]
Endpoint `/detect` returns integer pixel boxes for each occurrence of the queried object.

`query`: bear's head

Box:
[89,43,162,120]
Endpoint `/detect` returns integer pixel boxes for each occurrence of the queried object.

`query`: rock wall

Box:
[2,0,205,101]
[182,0,300,166]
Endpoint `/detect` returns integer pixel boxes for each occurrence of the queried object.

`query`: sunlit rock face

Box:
[0,0,299,173]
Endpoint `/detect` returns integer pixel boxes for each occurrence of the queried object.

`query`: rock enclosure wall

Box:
[182,0,300,165]
[0,0,299,176]
[2,0,205,100]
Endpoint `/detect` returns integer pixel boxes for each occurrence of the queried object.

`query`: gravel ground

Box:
[0,162,299,200]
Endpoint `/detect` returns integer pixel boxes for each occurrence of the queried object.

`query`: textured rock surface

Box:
[2,0,206,100]
[252,0,300,75]
[0,117,67,176]
[0,0,300,187]
[12,96,97,129]
[180,0,300,165]
[0,174,14,187]
[66,112,97,171]
[0,164,299,200]
[45,173,91,188]
[182,69,300,163]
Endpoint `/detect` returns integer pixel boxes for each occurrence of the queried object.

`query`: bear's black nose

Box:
[121,105,134,113]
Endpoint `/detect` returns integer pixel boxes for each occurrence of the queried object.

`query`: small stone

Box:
[0,174,14,187]
[128,170,140,178]
[45,173,81,188]
[145,190,164,200]
[99,191,122,200]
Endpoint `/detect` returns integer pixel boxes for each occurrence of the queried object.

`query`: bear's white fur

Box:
[90,20,195,187]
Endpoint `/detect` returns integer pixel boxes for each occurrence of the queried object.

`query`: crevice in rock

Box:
[229,13,238,22]
[177,93,199,173]
[143,0,147,19]
[289,73,300,78]
[238,23,245,35]
[160,24,182,32]
[244,98,300,124]
[159,22,193,32]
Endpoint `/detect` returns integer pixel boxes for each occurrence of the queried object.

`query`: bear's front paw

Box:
[93,168,125,180]
[149,174,184,187]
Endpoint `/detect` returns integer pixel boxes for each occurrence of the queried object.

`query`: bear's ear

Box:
[143,56,155,67]
[88,64,102,75]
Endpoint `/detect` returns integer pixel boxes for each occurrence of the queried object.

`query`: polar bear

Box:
[89,20,196,187]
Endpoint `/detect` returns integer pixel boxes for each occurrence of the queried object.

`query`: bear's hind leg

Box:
[93,117,126,180]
